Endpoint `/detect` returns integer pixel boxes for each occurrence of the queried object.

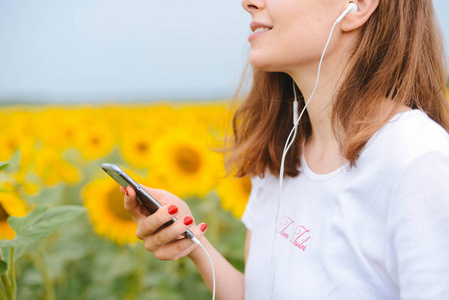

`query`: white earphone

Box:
[292,2,358,122]
[335,2,358,24]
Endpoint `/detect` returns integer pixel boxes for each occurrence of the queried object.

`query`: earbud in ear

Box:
[334,2,358,24]
[347,2,358,14]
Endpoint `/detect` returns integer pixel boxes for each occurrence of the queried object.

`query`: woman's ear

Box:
[340,0,380,32]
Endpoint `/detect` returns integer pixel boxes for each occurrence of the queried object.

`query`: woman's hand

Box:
[121,185,208,261]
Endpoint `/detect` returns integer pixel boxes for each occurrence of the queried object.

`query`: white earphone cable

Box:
[192,237,216,300]
[188,6,354,300]
[269,20,339,300]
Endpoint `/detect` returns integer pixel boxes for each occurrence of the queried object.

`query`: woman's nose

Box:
[242,0,265,14]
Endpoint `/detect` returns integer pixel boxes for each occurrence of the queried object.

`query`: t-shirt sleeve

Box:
[386,150,449,299]
[241,176,262,231]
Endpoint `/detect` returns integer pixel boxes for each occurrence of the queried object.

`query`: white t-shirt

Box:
[242,110,449,300]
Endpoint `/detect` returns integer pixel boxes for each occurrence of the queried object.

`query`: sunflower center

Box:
[175,147,201,174]
[136,142,149,154]
[90,136,100,146]
[0,203,9,221]
[7,140,17,151]
[64,129,73,139]
[106,189,134,221]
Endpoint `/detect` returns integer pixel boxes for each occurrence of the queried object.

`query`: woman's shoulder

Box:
[250,172,278,188]
[370,109,449,155]
[363,109,449,163]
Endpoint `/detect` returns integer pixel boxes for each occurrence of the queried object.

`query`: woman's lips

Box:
[248,21,272,42]
[248,27,271,42]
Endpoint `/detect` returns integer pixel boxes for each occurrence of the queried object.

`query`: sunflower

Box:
[150,124,221,198]
[216,176,251,219]
[13,168,40,196]
[118,104,175,168]
[0,123,36,185]
[33,147,80,186]
[82,178,138,245]
[1,109,36,140]
[0,190,27,240]
[0,120,36,164]
[177,101,229,129]
[174,102,231,150]
[0,129,21,162]
[36,107,81,151]
[119,127,158,168]
[75,121,115,160]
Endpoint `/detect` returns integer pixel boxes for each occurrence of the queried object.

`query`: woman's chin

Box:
[248,57,276,72]
[248,51,286,73]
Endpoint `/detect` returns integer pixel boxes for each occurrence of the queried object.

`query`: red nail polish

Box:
[200,223,208,232]
[183,216,193,226]
[125,188,129,197]
[168,205,178,215]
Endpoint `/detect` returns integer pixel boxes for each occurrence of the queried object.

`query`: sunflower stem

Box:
[0,287,6,300]
[0,249,12,300]
[0,274,12,300]
[135,245,146,295]
[8,248,15,300]
[29,250,55,300]
[128,245,145,299]
[0,271,7,300]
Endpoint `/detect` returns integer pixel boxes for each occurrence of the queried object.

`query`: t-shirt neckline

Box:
[300,155,349,181]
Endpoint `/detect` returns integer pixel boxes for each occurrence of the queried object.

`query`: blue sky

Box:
[0,0,448,103]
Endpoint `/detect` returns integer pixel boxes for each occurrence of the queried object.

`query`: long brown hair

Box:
[225,0,449,178]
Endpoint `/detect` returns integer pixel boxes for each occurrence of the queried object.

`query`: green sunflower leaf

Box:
[2,150,20,174]
[0,205,87,249]
[0,259,6,275]
[0,162,8,171]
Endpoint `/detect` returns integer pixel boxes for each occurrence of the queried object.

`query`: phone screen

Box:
[101,163,163,214]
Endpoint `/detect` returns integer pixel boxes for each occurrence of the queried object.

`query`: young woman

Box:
[122,0,449,299]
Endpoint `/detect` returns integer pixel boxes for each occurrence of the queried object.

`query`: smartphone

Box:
[101,163,194,239]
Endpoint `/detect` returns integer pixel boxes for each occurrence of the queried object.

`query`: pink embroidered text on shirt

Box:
[276,217,311,251]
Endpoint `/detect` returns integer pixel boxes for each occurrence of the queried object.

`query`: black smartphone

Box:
[101,163,194,239]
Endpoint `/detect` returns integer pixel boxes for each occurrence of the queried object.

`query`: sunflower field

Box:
[0,101,249,300]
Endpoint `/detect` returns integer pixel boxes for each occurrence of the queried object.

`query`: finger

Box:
[139,185,177,205]
[123,186,149,221]
[153,237,196,261]
[152,222,208,261]
[196,222,208,237]
[136,204,181,240]
[144,215,196,251]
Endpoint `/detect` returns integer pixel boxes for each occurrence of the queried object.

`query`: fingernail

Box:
[168,205,178,215]
[200,223,208,232]
[183,216,193,226]
[125,187,129,197]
